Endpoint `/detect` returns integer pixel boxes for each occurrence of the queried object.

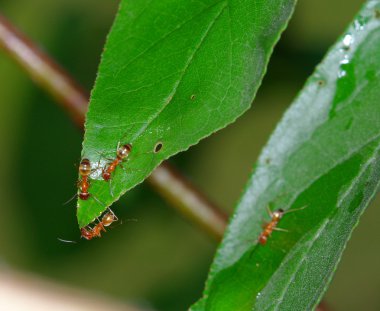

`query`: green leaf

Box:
[191,1,380,310]
[77,0,297,227]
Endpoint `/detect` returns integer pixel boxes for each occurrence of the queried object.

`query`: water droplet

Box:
[340,55,350,65]
[256,292,262,299]
[338,70,347,78]
[342,34,354,50]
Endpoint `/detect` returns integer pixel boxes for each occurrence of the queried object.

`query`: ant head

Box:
[258,235,267,245]
[80,228,93,240]
[79,158,92,176]
[79,192,90,200]
[102,171,111,181]
[273,209,285,218]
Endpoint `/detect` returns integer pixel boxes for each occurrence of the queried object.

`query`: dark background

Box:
[0,0,378,310]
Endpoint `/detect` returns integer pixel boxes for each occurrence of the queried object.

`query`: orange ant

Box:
[80,210,119,240]
[64,158,104,205]
[78,158,91,200]
[64,158,94,205]
[102,143,132,181]
[258,206,306,245]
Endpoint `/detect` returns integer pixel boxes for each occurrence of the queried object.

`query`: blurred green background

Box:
[0,0,378,310]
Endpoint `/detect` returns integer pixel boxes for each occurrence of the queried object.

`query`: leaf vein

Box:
[130,1,229,142]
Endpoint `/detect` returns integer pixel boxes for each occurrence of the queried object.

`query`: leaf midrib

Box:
[129,1,229,143]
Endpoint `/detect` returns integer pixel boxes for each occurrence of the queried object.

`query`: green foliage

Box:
[77,0,297,227]
[75,0,380,308]
[191,1,380,310]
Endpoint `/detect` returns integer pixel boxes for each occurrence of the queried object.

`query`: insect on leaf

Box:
[77,0,297,227]
[190,1,380,310]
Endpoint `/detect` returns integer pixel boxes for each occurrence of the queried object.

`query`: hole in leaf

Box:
[154,142,163,153]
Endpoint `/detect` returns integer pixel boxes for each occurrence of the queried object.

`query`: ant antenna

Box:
[283,205,307,215]
[63,193,78,206]
[57,237,77,244]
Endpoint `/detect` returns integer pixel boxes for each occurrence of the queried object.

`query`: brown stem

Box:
[149,163,227,240]
[316,302,331,311]
[0,14,86,127]
[0,13,228,240]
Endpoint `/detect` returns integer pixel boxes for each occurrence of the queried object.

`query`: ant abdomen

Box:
[79,158,91,176]
[102,212,118,227]
[117,144,132,159]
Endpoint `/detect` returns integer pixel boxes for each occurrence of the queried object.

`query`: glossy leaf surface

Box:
[191,1,380,310]
[77,0,297,227]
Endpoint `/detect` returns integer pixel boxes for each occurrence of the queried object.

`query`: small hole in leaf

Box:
[154,142,163,153]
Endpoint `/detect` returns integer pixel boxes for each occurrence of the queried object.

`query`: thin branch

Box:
[316,302,331,311]
[149,163,227,240]
[0,15,86,127]
[0,13,228,240]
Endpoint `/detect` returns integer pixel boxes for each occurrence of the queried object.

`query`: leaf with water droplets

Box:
[77,0,297,227]
[191,1,380,310]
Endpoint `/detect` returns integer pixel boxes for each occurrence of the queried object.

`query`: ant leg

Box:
[85,225,94,231]
[93,149,114,165]
[116,123,137,146]
[273,227,289,233]
[107,207,119,221]
[90,158,103,176]
[266,205,273,218]
[96,217,107,232]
